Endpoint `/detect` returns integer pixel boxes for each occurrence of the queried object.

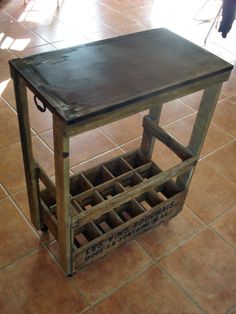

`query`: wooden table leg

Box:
[53,115,72,275]
[177,83,223,189]
[140,104,163,159]
[11,71,41,230]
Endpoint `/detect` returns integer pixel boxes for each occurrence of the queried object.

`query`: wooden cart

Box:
[9,28,233,275]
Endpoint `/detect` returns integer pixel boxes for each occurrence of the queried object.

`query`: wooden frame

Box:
[12,77,228,275]
[10,29,232,275]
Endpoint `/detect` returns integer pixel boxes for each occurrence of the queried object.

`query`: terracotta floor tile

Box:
[137,207,205,260]
[12,189,55,243]
[1,79,16,109]
[160,229,236,314]
[0,185,7,200]
[0,107,20,148]
[13,44,56,58]
[51,36,88,49]
[0,97,7,110]
[32,136,54,176]
[57,0,116,20]
[212,99,236,137]
[117,23,147,35]
[180,90,203,111]
[28,90,53,133]
[71,148,123,174]
[229,94,236,104]
[83,29,119,42]
[3,21,48,50]
[0,197,40,268]
[0,249,88,314]
[99,12,135,32]
[221,75,236,99]
[29,23,76,43]
[120,137,141,151]
[0,49,15,81]
[11,189,31,219]
[186,161,236,223]
[125,6,155,24]
[39,128,115,167]
[212,205,236,248]
[100,114,143,145]
[159,99,194,126]
[72,241,152,304]
[18,10,62,32]
[204,141,236,183]
[94,265,202,314]
[0,136,54,194]
[84,309,96,314]
[164,112,193,140]
[141,100,193,125]
[165,114,233,157]
[0,141,25,193]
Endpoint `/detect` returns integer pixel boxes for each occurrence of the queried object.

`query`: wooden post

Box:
[140,104,163,159]
[11,71,41,229]
[53,115,72,275]
[177,83,223,189]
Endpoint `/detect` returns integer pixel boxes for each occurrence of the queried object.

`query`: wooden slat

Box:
[177,83,223,189]
[140,105,163,159]
[10,70,41,229]
[40,200,58,239]
[73,191,187,270]
[143,116,193,160]
[35,162,56,199]
[53,115,72,275]
[73,156,196,229]
[188,83,223,155]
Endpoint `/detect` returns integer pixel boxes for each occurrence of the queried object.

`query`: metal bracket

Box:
[34,95,47,112]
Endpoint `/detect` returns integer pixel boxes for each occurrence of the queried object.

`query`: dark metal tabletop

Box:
[9,28,233,124]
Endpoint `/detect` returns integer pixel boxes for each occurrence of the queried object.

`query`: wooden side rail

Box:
[142,116,193,160]
[34,162,56,199]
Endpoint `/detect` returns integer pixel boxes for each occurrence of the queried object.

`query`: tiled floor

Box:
[0,0,235,313]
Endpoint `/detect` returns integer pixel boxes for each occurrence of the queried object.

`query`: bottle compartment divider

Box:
[39,148,192,271]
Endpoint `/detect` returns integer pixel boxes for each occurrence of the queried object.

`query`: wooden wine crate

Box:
[40,149,188,271]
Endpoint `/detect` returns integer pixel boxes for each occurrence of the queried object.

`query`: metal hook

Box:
[34,95,46,112]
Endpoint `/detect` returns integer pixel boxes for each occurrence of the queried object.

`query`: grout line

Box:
[208,204,236,226]
[1,8,52,46]
[78,306,94,314]
[200,138,236,163]
[85,261,155,308]
[183,204,236,250]
[162,111,197,128]
[0,247,43,273]
[157,226,207,263]
[201,141,236,187]
[35,132,54,154]
[157,262,207,313]
[8,194,42,239]
[209,121,235,139]
[97,127,120,148]
[70,147,122,173]
[207,225,236,253]
[178,98,198,112]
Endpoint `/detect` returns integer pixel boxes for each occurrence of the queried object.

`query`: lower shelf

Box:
[39,149,189,272]
[72,190,186,270]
